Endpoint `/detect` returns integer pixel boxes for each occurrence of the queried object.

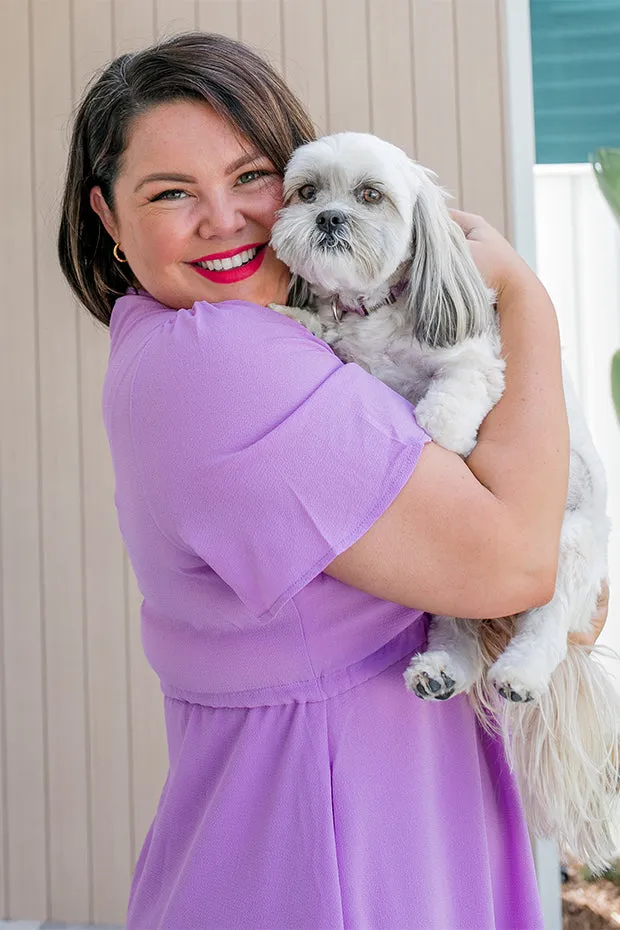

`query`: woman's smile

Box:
[190,241,268,283]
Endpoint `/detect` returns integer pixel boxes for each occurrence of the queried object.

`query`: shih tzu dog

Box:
[269,132,619,870]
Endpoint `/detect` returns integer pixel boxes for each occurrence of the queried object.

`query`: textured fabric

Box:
[102,291,544,930]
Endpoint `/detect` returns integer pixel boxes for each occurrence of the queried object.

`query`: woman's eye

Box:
[236,169,271,185]
[150,189,188,202]
[299,184,317,202]
[361,188,383,204]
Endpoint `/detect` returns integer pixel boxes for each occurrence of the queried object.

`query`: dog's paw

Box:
[404,651,471,701]
[487,659,545,704]
[414,396,478,457]
[267,303,325,338]
[486,364,506,405]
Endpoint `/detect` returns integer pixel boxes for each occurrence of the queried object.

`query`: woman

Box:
[58,31,605,930]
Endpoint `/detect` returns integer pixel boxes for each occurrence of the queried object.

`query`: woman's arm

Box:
[459,210,570,586]
[324,212,570,619]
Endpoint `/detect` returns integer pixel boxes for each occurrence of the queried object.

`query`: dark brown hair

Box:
[58,32,316,327]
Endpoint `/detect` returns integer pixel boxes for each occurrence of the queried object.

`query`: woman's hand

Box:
[568,579,610,647]
[450,208,541,299]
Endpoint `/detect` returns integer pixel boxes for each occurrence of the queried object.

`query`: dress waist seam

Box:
[160,617,428,708]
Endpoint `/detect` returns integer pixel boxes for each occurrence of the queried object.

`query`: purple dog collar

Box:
[331,279,408,323]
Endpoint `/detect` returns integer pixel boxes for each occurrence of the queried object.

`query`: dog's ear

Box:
[406,165,492,347]
[286,273,314,309]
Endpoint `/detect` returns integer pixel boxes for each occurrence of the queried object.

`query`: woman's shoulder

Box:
[112,291,325,350]
[133,297,341,389]
[117,296,344,444]
[166,298,324,353]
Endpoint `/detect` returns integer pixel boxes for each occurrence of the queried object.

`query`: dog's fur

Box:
[270,131,619,871]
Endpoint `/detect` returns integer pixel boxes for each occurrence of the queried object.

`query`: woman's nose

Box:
[197,192,246,240]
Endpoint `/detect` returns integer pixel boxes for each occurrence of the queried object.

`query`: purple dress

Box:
[102,291,543,930]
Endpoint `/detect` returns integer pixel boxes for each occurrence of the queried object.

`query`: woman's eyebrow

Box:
[225,151,266,174]
[134,153,267,193]
[134,173,196,193]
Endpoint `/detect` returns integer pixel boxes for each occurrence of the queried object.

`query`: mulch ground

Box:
[563,862,620,929]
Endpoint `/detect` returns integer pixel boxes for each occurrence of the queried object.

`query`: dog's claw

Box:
[495,681,534,703]
[409,669,457,701]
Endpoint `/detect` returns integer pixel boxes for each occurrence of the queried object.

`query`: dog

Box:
[269,131,619,871]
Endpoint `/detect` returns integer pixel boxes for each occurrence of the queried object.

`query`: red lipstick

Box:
[190,242,268,284]
[195,242,264,262]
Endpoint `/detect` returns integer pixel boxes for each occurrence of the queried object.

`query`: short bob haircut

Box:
[58,32,316,327]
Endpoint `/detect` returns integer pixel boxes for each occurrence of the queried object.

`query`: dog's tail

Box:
[475,644,620,873]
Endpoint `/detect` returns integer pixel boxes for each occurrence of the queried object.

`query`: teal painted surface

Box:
[531,0,620,163]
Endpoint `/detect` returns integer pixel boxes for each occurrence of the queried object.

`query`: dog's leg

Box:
[267,303,326,339]
[414,336,505,457]
[487,601,568,703]
[404,616,483,700]
[488,509,602,702]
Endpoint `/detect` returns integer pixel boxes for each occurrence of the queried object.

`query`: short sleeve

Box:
[130,300,431,621]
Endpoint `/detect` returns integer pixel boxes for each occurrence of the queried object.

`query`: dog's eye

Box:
[298,184,317,202]
[362,188,383,204]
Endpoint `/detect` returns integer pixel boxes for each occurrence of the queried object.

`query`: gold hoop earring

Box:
[113,242,127,263]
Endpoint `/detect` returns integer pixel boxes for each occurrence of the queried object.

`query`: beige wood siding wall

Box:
[0,0,512,923]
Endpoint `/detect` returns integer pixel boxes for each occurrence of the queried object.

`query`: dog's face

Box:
[273,132,493,347]
[271,133,423,295]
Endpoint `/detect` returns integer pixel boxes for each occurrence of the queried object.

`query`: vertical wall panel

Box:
[240,0,283,71]
[0,1,48,919]
[198,0,239,38]
[98,0,170,884]
[113,0,156,55]
[534,172,582,392]
[72,1,135,923]
[368,0,415,154]
[410,0,461,201]
[109,3,170,888]
[155,0,198,36]
[454,0,506,231]
[31,0,90,920]
[281,0,327,134]
[324,0,371,133]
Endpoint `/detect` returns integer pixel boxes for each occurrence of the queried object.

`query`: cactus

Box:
[591,148,620,422]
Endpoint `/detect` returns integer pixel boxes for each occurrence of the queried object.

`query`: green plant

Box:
[590,148,620,422]
[614,350,620,421]
[581,857,620,887]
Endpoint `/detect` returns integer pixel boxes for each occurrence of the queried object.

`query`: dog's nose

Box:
[316,209,346,231]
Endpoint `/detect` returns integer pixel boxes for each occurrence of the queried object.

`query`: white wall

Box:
[535,164,620,683]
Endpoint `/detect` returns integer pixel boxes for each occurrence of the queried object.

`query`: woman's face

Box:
[90,100,290,310]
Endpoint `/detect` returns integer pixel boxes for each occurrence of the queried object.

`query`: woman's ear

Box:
[90,186,119,242]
